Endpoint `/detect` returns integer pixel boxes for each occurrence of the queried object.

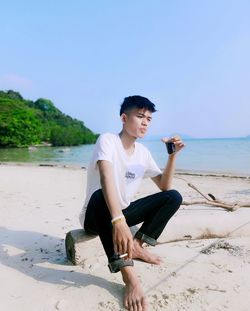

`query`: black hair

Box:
[119,95,157,116]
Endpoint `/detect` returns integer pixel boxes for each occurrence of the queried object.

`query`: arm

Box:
[98,160,123,218]
[152,136,185,191]
[152,154,177,191]
[98,160,133,259]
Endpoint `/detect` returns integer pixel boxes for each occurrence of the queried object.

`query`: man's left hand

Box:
[162,136,185,154]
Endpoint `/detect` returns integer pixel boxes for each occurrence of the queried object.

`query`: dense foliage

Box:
[0,90,98,147]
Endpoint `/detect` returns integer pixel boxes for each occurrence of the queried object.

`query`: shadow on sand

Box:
[0,226,124,306]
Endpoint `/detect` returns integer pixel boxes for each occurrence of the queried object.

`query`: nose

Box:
[142,118,148,126]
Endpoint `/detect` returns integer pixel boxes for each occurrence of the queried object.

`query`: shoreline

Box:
[1,161,249,179]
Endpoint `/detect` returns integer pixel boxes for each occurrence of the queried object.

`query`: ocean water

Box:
[0,137,249,175]
[143,137,250,175]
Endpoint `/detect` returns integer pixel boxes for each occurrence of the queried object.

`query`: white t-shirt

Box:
[79,133,162,227]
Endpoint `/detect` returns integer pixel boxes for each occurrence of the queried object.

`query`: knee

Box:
[163,189,183,206]
[92,189,104,202]
[89,189,108,212]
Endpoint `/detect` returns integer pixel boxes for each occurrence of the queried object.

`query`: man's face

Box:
[122,108,152,138]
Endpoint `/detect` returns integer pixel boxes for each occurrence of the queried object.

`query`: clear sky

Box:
[1,0,249,138]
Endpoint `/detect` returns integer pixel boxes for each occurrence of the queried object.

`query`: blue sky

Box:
[1,0,249,138]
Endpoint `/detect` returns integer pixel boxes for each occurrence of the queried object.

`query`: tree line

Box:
[0,90,98,147]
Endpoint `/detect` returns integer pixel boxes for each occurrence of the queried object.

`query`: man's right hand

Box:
[112,220,134,259]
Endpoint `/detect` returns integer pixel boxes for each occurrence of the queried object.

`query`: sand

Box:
[0,164,250,311]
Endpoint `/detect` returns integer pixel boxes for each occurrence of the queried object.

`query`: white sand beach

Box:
[0,164,250,311]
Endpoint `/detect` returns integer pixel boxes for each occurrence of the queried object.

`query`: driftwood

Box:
[182,200,238,212]
[175,176,250,212]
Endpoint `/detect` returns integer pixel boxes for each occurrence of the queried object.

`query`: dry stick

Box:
[185,181,211,201]
[182,200,237,212]
[239,203,250,207]
[175,176,250,211]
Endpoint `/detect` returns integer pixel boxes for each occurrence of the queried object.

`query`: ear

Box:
[120,113,127,124]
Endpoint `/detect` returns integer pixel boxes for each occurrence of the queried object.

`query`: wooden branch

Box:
[239,203,250,207]
[175,176,249,212]
[182,200,238,212]
[185,182,211,201]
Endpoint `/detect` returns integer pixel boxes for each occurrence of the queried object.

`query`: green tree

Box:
[0,90,98,147]
[0,102,42,147]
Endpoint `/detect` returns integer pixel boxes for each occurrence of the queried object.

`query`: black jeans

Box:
[84,189,182,273]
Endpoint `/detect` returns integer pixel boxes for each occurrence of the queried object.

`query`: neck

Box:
[119,130,136,152]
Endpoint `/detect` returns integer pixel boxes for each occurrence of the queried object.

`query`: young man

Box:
[79,95,184,311]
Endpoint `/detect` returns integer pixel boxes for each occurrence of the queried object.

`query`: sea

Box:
[0,137,250,176]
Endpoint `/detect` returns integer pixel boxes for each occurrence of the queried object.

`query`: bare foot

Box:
[121,267,148,311]
[132,238,162,265]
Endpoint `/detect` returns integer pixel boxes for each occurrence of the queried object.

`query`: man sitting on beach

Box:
[79,95,184,311]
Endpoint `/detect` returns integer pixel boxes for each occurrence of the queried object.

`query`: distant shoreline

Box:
[1,161,249,179]
[1,138,249,176]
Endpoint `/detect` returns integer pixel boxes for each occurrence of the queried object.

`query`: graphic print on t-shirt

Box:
[125,164,145,184]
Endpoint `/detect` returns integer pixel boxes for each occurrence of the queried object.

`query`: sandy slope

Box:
[0,164,250,311]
